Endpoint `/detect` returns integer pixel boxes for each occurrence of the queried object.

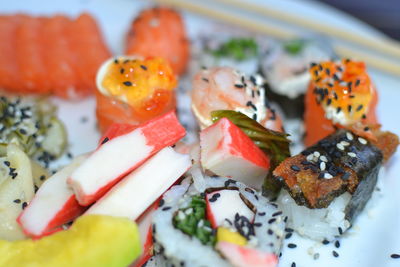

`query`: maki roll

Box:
[150,175,285,267]
[260,39,334,118]
[273,129,398,241]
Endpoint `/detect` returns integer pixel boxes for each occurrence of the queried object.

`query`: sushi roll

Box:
[273,129,398,241]
[95,56,177,133]
[125,7,189,76]
[304,59,378,146]
[260,39,334,118]
[190,66,283,132]
[150,175,285,267]
[190,33,263,76]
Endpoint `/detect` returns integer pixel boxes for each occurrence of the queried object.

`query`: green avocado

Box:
[0,215,142,267]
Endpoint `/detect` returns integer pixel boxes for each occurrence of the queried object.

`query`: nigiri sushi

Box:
[191,66,283,132]
[0,13,110,98]
[95,56,177,133]
[274,128,398,241]
[260,38,334,118]
[125,7,189,76]
[304,59,378,146]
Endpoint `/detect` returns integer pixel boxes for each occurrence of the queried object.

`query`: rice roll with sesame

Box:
[150,175,285,267]
[274,129,398,241]
[260,39,334,118]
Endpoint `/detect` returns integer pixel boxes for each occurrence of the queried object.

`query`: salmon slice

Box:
[41,15,78,98]
[0,15,21,92]
[125,7,189,75]
[15,15,50,94]
[66,13,111,97]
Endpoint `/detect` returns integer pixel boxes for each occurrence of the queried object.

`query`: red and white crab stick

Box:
[18,155,88,238]
[67,111,186,206]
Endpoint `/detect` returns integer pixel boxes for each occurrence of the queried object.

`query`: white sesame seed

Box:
[347,152,356,157]
[320,162,326,171]
[324,173,334,179]
[197,219,204,228]
[178,211,186,220]
[336,143,345,150]
[313,151,320,157]
[340,141,350,146]
[358,137,367,145]
[306,154,314,161]
[346,132,354,140]
[320,155,328,162]
[185,208,193,215]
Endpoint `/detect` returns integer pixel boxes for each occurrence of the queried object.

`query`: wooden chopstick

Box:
[213,0,400,60]
[155,0,400,76]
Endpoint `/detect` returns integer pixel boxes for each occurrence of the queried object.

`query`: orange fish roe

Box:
[304,59,378,146]
[96,57,177,133]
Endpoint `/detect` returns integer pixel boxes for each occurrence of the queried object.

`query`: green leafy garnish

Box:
[173,195,216,246]
[210,38,258,61]
[283,39,306,55]
[210,110,291,197]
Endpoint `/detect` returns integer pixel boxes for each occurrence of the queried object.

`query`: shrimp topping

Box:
[310,59,374,125]
[191,66,282,131]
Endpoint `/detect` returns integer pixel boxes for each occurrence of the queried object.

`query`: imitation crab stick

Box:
[304,59,378,146]
[86,146,191,219]
[125,7,189,75]
[17,155,88,238]
[200,117,270,189]
[67,111,186,206]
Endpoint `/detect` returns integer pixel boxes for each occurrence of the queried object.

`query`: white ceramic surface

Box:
[1,0,399,266]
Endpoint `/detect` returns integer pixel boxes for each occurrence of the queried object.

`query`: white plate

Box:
[1,0,399,266]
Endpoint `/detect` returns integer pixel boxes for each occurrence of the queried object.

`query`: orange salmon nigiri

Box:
[95,56,177,133]
[304,59,378,146]
[125,7,189,76]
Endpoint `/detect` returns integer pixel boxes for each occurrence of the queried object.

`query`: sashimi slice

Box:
[216,241,278,267]
[17,155,88,238]
[0,15,21,92]
[66,13,110,97]
[41,15,77,98]
[15,15,50,94]
[200,117,270,189]
[68,111,186,206]
[86,146,191,219]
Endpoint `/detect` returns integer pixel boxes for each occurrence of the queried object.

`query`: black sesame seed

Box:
[158,199,165,207]
[258,212,266,216]
[364,126,370,131]
[310,62,317,67]
[202,77,209,82]
[268,218,276,224]
[347,105,352,112]
[355,79,360,86]
[209,197,217,203]
[13,199,21,204]
[234,84,244,89]
[291,262,296,267]
[326,98,332,106]
[391,254,400,259]
[101,137,109,145]
[4,161,10,166]
[284,216,288,223]
[19,128,27,135]
[285,233,293,239]
[338,227,343,235]
[335,240,341,248]
[325,68,331,75]
[254,222,262,227]
[336,107,342,113]
[114,59,119,64]
[162,206,171,211]
[140,65,148,71]
[123,81,132,86]
[288,243,297,249]
[290,165,300,172]
[246,101,257,111]
[272,211,283,217]
[285,227,294,233]
[362,114,367,119]
[40,175,46,181]
[322,239,330,245]
[332,250,339,257]
[22,202,28,209]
